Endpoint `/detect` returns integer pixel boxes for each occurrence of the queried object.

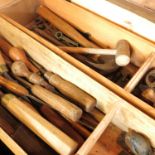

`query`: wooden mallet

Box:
[60,39,131,66]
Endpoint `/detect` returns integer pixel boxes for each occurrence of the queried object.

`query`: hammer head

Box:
[115,40,131,66]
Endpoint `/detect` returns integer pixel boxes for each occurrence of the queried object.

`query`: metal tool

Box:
[55,31,79,47]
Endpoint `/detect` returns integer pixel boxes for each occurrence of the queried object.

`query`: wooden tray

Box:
[15,0,155,119]
[0,14,155,155]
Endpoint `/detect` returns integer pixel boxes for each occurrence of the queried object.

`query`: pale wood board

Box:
[0,128,28,155]
[0,15,155,150]
[71,0,155,43]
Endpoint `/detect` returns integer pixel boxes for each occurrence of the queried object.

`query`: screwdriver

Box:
[11,60,55,91]
[15,76,82,122]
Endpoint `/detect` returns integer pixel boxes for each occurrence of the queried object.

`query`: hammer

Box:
[60,40,131,66]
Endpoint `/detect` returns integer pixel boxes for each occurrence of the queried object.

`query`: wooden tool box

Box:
[0,0,155,155]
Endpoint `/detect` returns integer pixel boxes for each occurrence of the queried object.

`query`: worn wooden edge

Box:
[70,0,155,43]
[76,105,119,155]
[0,15,155,149]
[0,128,28,155]
[1,11,155,119]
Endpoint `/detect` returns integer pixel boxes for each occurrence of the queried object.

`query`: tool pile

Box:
[26,5,155,109]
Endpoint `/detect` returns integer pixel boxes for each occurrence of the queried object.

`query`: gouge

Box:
[15,77,82,122]
[11,61,54,91]
[30,60,96,112]
[9,47,39,73]
[1,94,78,155]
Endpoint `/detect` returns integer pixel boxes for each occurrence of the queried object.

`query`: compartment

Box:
[0,14,155,155]
[3,0,155,118]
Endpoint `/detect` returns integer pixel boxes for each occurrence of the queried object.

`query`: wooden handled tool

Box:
[37,5,98,48]
[60,40,131,66]
[0,37,12,56]
[0,75,29,96]
[44,72,96,112]
[11,61,54,91]
[141,88,155,107]
[0,50,8,74]
[1,94,78,155]
[16,77,82,122]
[9,47,39,73]
[0,105,55,155]
[31,60,96,112]
[40,104,84,146]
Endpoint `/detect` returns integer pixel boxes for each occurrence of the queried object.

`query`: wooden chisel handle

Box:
[0,76,29,96]
[9,47,39,73]
[0,51,8,73]
[1,94,78,155]
[40,104,84,146]
[37,5,98,48]
[0,37,12,56]
[31,85,82,122]
[44,72,96,112]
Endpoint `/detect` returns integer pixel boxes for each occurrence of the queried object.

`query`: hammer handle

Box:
[60,46,116,55]
[0,38,12,56]
[45,72,96,112]
[37,5,98,48]
[31,85,82,122]
[0,76,29,96]
[1,94,78,155]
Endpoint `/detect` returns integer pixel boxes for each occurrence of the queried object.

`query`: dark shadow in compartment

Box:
[0,140,14,155]
[132,68,155,108]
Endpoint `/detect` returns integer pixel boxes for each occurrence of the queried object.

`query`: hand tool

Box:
[40,104,84,146]
[55,31,79,47]
[0,75,47,104]
[145,69,155,88]
[37,5,99,48]
[125,129,154,155]
[9,47,39,73]
[11,60,54,91]
[0,50,13,80]
[0,37,12,57]
[15,77,82,122]
[30,59,96,112]
[141,88,155,107]
[0,103,57,155]
[60,39,131,66]
[33,27,66,46]
[89,108,104,122]
[1,94,78,155]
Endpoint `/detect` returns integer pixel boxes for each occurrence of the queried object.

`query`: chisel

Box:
[1,94,78,155]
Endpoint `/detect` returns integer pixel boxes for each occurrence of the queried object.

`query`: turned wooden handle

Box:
[9,47,39,73]
[37,5,98,48]
[0,76,29,96]
[41,104,84,146]
[0,37,12,56]
[0,51,8,73]
[1,94,78,155]
[44,72,96,112]
[31,85,82,122]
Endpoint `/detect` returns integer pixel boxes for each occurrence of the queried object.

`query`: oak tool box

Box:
[0,0,155,155]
